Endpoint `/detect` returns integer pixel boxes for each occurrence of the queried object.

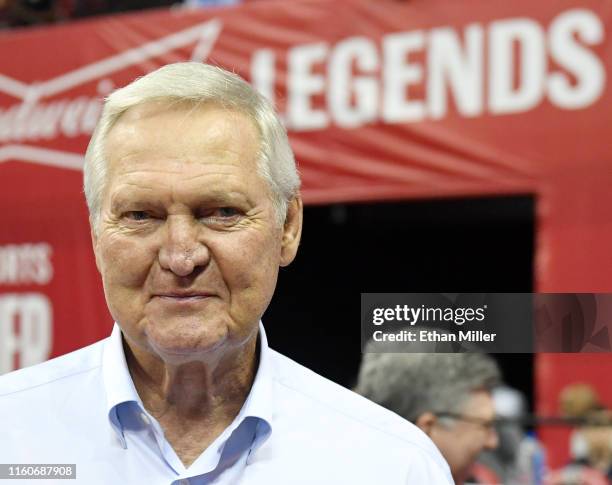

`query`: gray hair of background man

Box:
[83,62,300,233]
[355,351,501,424]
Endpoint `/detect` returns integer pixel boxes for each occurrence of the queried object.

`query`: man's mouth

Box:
[153,292,214,301]
[160,295,205,300]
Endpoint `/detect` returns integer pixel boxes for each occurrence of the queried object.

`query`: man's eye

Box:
[215,207,240,218]
[199,207,242,225]
[124,211,150,221]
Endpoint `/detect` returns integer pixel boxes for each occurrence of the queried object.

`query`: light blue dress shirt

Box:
[0,323,454,484]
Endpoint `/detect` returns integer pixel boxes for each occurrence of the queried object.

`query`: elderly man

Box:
[356,351,501,485]
[0,63,452,484]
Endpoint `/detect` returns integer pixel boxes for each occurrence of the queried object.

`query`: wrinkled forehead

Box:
[105,100,262,167]
[108,99,261,145]
[99,100,268,201]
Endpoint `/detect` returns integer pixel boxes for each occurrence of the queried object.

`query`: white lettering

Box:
[0,294,52,374]
[329,36,379,128]
[60,96,89,137]
[251,48,277,105]
[548,9,605,109]
[489,19,546,114]
[0,96,102,144]
[287,42,329,130]
[427,25,484,118]
[0,243,53,285]
[383,31,426,122]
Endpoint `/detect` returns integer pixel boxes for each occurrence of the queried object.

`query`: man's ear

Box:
[415,412,437,436]
[90,224,102,274]
[280,195,303,267]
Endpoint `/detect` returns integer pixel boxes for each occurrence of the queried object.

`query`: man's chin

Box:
[142,319,230,360]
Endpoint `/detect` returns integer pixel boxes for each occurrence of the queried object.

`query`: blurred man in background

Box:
[356,351,501,485]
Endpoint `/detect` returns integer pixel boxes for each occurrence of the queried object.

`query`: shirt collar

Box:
[102,322,273,448]
[102,324,143,448]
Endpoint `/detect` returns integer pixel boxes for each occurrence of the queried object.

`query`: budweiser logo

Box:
[0,94,104,144]
[0,18,222,170]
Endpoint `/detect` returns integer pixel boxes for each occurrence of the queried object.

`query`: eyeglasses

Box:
[435,412,497,431]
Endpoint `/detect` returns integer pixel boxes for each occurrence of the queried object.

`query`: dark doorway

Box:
[263,195,535,408]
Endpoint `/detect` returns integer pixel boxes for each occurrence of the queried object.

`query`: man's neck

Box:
[122,334,258,466]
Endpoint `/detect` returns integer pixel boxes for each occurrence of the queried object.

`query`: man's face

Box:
[92,101,301,363]
[430,390,498,484]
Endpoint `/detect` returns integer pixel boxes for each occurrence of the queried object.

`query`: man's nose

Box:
[158,216,209,277]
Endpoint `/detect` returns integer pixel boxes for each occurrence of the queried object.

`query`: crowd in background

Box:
[0,0,245,29]
[354,325,612,484]
[355,347,612,485]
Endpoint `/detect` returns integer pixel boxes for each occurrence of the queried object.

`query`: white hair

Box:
[84,62,300,232]
[355,350,501,424]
